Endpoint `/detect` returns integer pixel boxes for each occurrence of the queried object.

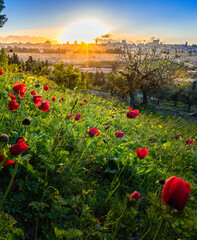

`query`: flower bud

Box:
[35,83,41,88]
[0,134,9,143]
[22,118,31,126]
[103,139,108,143]
[159,179,165,185]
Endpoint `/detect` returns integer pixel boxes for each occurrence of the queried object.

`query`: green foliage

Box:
[52,63,86,89]
[0,0,7,28]
[0,211,24,239]
[0,48,8,70]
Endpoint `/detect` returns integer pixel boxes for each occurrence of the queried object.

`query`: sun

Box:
[58,19,108,44]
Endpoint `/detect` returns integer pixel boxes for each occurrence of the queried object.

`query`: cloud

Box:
[99,33,114,39]
[0,35,59,44]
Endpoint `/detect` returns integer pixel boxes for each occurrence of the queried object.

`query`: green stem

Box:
[153,219,164,240]
[24,126,27,137]
[0,157,20,210]
[35,217,39,240]
[112,206,127,240]
[79,139,95,161]
[140,223,153,240]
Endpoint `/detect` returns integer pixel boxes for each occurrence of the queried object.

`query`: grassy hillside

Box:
[0,73,196,240]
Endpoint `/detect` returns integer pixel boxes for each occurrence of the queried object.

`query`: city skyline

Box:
[0,0,197,44]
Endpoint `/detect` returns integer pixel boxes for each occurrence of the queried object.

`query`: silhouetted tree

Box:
[0,0,7,28]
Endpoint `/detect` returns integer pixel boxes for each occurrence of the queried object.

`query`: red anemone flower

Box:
[61,97,65,102]
[80,103,83,106]
[33,95,42,106]
[136,148,148,159]
[44,85,50,91]
[88,128,100,137]
[186,139,194,145]
[115,131,124,138]
[105,125,110,130]
[67,113,74,119]
[0,154,4,161]
[38,100,50,112]
[129,191,141,201]
[84,99,87,102]
[162,176,190,210]
[31,90,36,95]
[13,82,26,98]
[0,154,15,167]
[126,108,139,119]
[52,97,56,101]
[0,69,3,75]
[174,134,180,139]
[3,160,15,166]
[8,101,19,111]
[10,139,29,156]
[75,113,81,121]
[9,93,17,101]
[149,137,156,141]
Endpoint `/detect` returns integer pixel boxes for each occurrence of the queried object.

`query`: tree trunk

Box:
[174,98,178,107]
[188,102,192,111]
[129,89,135,106]
[142,91,148,106]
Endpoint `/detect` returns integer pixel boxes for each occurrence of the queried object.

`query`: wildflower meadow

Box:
[0,71,196,239]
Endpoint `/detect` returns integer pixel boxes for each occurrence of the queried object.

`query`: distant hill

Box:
[0,35,59,44]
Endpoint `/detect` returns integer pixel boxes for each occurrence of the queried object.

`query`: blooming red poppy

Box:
[59,137,62,141]
[75,113,81,121]
[80,103,83,106]
[13,82,26,98]
[115,131,124,138]
[88,128,100,137]
[38,100,50,112]
[33,95,42,106]
[10,139,29,156]
[44,85,50,91]
[52,97,56,101]
[8,101,19,111]
[31,90,36,95]
[126,108,139,119]
[129,191,141,201]
[174,134,180,139]
[67,113,74,119]
[84,99,87,103]
[136,148,148,159]
[186,139,194,145]
[105,125,110,130]
[61,97,65,102]
[0,69,3,75]
[162,176,190,211]
[9,93,17,101]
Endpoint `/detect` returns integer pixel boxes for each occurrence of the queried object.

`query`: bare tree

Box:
[114,46,187,106]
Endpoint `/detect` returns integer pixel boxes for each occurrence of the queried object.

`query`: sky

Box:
[0,0,197,44]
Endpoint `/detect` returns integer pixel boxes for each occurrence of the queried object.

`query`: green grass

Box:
[0,73,196,240]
